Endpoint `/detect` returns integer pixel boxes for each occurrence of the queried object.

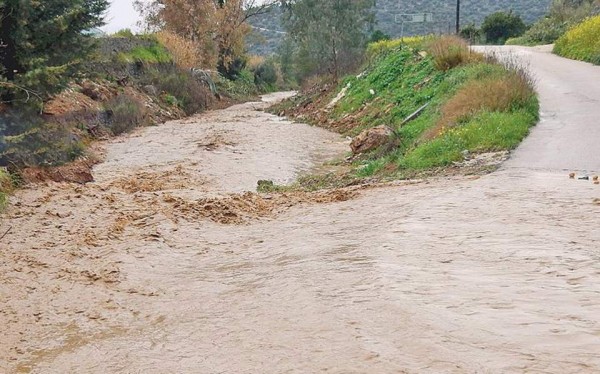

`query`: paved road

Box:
[477,45,600,173]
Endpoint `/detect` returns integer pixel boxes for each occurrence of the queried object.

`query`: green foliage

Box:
[481,11,527,44]
[113,29,136,38]
[369,30,391,43]
[118,44,173,64]
[459,23,483,44]
[253,60,278,88]
[104,94,149,135]
[0,107,85,167]
[141,65,214,115]
[554,15,600,64]
[216,69,259,99]
[0,0,109,104]
[281,0,375,81]
[366,36,432,59]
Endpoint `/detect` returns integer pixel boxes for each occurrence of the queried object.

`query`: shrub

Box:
[459,23,483,44]
[253,60,278,88]
[113,29,135,38]
[554,15,600,64]
[156,31,203,69]
[481,11,527,44]
[0,107,85,167]
[428,35,482,71]
[215,69,259,99]
[142,65,214,115]
[104,94,148,135]
[513,17,570,45]
[370,30,391,43]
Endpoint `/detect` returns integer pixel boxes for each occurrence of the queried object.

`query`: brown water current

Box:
[2,49,600,373]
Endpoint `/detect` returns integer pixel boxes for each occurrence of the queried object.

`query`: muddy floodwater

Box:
[1,81,600,373]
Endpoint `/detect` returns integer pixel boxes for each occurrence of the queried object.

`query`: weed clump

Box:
[104,94,149,135]
[427,71,535,139]
[0,169,13,209]
[428,35,482,71]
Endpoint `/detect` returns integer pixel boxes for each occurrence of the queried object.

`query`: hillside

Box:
[248,0,552,55]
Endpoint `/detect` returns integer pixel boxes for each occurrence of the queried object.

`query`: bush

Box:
[554,15,600,64]
[142,65,214,115]
[0,107,85,167]
[113,29,135,38]
[156,31,203,69]
[103,94,149,135]
[459,24,483,44]
[215,69,259,99]
[253,60,278,88]
[514,17,569,45]
[428,35,482,71]
[481,11,527,44]
[370,30,391,43]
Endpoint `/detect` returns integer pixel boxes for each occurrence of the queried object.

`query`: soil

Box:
[1,77,600,373]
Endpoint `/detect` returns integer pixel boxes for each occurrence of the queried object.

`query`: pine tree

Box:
[0,0,109,105]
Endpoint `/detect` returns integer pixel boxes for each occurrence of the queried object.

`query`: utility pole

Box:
[456,0,461,34]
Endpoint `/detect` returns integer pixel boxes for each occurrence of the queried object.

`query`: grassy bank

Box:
[274,36,539,181]
[554,15,600,64]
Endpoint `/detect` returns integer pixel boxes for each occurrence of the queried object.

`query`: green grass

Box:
[401,106,538,169]
[118,43,173,64]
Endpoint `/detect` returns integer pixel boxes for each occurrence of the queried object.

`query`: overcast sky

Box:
[102,0,142,34]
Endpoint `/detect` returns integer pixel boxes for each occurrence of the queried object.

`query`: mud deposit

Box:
[2,92,600,373]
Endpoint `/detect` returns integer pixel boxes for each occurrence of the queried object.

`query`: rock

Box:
[350,125,393,155]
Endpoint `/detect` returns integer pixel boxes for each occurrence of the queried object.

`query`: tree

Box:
[0,0,109,105]
[136,0,278,78]
[281,0,375,80]
[481,11,527,44]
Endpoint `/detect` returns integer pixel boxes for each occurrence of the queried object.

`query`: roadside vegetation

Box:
[273,35,538,182]
[505,0,599,46]
[554,14,600,64]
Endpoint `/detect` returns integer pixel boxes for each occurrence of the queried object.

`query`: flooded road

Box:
[2,57,600,373]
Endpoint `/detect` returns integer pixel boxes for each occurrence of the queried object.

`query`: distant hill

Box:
[248,0,552,55]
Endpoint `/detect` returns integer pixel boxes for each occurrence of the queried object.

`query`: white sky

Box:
[101,0,143,34]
